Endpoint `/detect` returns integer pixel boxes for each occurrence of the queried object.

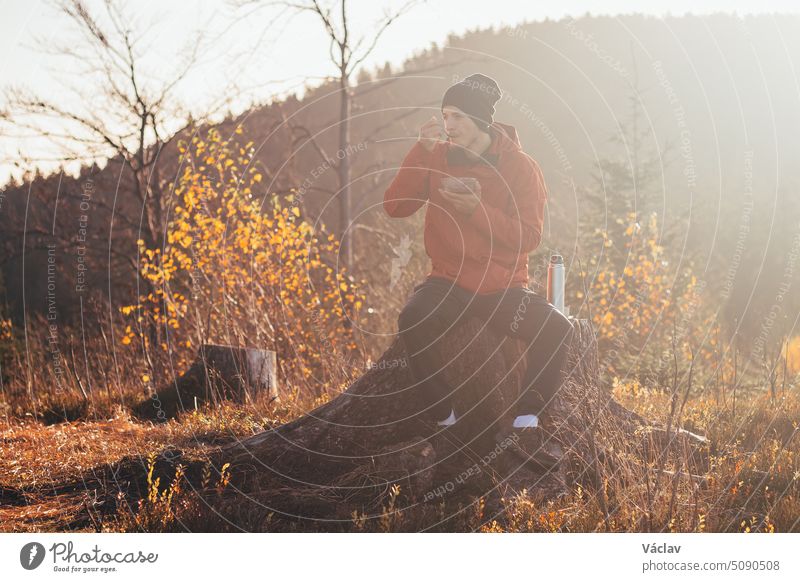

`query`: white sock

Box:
[513,414,539,429]
[436,408,457,426]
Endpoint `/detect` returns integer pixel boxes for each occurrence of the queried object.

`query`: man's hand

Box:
[418,116,444,152]
[439,182,481,216]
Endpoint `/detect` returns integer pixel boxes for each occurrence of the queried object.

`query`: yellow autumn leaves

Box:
[119,126,364,383]
[786,336,800,375]
[575,211,717,379]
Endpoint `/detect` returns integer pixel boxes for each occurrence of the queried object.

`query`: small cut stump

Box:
[134,344,278,420]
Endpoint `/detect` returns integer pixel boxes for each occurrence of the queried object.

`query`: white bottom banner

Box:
[2,533,798,581]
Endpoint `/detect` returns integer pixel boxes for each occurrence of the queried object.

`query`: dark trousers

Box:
[397,276,574,421]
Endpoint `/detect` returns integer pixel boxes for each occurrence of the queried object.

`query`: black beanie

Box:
[441,73,502,132]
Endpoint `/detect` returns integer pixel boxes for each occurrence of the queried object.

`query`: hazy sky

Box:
[2,0,799,184]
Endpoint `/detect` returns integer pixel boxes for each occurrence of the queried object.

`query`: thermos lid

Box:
[550,254,564,264]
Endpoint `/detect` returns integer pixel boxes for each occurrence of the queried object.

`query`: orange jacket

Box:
[383,121,548,294]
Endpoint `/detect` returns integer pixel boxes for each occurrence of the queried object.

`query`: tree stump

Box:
[134,344,278,420]
[199,317,709,529]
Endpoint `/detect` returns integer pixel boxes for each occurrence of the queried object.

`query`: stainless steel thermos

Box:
[547,254,566,315]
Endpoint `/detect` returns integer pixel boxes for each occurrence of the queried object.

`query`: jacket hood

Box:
[490,121,522,151]
[442,120,522,167]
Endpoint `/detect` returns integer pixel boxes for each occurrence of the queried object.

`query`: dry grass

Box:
[0,390,330,532]
[1,252,797,531]
[2,377,797,532]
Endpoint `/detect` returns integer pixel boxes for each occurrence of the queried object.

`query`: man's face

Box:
[442,105,483,148]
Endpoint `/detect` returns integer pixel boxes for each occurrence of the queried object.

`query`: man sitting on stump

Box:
[383,73,574,470]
